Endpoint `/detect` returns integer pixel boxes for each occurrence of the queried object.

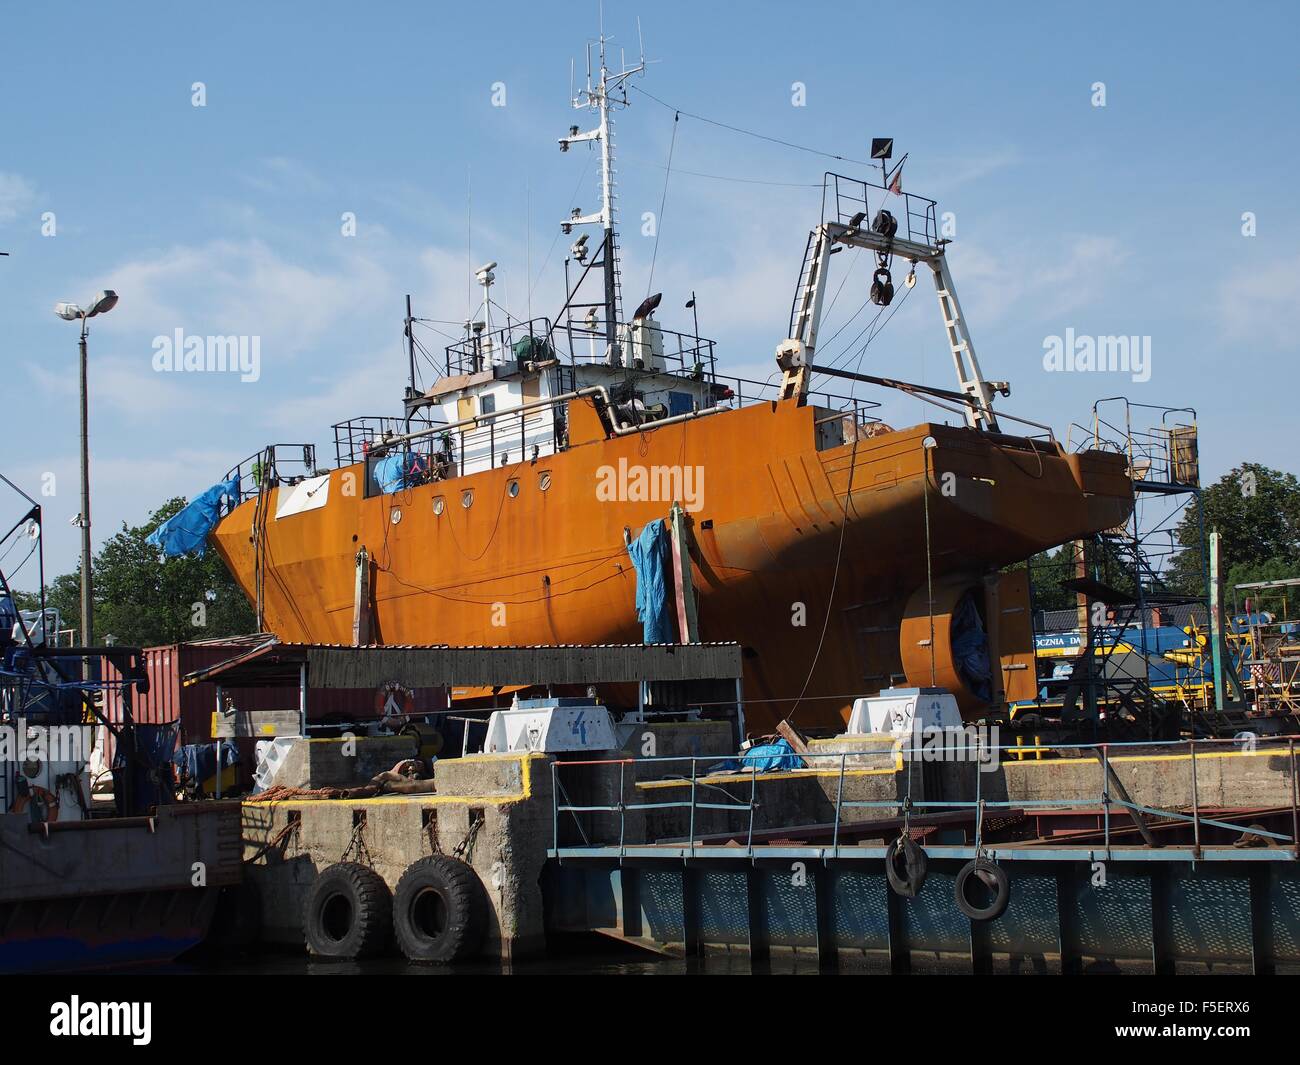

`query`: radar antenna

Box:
[558,17,648,359]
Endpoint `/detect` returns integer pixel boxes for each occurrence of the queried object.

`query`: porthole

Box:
[433,497,445,516]
[507,479,520,498]
[462,489,474,508]
[538,471,551,492]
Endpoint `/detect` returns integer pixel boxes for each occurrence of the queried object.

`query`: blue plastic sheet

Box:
[740,738,799,773]
[951,593,992,702]
[112,723,180,813]
[146,477,240,558]
[373,452,408,494]
[173,740,239,785]
[626,519,673,643]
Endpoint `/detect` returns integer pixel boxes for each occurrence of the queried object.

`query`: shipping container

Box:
[99,639,447,791]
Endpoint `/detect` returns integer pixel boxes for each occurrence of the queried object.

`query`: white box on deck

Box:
[620,317,665,372]
[483,698,617,754]
[846,688,962,735]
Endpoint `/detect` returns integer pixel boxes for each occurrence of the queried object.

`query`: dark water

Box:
[157,936,827,976]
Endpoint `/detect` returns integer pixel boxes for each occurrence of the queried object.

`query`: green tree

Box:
[1021,545,1078,612]
[1017,539,1138,614]
[42,571,83,640]
[36,498,255,647]
[9,588,42,612]
[1167,464,1300,594]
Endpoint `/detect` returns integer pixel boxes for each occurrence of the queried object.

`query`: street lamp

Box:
[53,290,117,649]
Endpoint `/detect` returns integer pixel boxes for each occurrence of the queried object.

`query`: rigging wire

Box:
[5,538,38,581]
[625,156,823,189]
[0,530,29,566]
[784,396,860,727]
[528,155,595,305]
[783,279,917,726]
[631,85,874,167]
[820,304,885,371]
[644,110,679,298]
[820,249,862,322]
[823,281,914,372]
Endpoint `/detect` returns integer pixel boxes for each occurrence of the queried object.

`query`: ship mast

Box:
[559,20,646,357]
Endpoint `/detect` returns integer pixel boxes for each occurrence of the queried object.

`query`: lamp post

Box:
[54,290,118,649]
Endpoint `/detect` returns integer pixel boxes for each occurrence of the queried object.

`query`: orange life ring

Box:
[12,784,59,822]
[375,681,416,721]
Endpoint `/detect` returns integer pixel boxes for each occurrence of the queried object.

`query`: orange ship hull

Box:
[210,396,1132,735]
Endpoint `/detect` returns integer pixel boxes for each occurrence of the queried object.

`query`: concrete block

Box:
[242,752,555,964]
[806,734,900,771]
[272,736,416,790]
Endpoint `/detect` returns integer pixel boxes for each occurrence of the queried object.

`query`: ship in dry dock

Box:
[206,35,1134,737]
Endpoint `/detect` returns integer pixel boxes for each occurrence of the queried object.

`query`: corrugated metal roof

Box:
[186,641,743,688]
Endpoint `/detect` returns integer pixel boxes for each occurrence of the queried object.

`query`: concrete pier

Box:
[243,747,554,961]
[240,733,1300,963]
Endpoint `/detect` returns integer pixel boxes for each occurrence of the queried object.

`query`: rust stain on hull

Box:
[211,398,1132,735]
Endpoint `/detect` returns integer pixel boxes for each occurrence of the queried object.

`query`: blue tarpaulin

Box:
[740,738,799,772]
[952,593,993,702]
[146,477,240,558]
[626,519,673,643]
[112,723,179,813]
[174,740,239,785]
[373,452,408,494]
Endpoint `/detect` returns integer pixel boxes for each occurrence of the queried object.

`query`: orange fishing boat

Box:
[207,32,1132,735]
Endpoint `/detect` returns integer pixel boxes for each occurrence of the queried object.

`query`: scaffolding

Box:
[1024,399,1216,737]
[1234,578,1300,716]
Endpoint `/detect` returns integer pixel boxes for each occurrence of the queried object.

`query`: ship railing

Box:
[439,404,562,480]
[552,320,719,385]
[822,171,940,251]
[333,413,444,468]
[705,372,882,421]
[1066,399,1199,491]
[333,370,884,497]
[443,314,717,387]
[444,317,556,378]
[548,736,1300,862]
[347,401,565,493]
[222,444,318,505]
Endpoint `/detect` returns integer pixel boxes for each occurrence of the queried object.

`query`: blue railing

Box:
[549,735,1300,863]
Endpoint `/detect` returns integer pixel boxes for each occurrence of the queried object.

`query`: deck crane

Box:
[776,172,1005,433]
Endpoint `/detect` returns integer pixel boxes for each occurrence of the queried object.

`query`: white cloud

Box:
[79,238,393,361]
[235,156,330,196]
[28,353,207,419]
[928,148,1022,193]
[0,171,36,224]
[954,234,1130,325]
[1217,254,1300,350]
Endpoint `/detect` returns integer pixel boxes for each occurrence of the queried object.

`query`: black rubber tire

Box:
[954,858,1010,922]
[884,835,928,898]
[303,861,393,959]
[393,855,489,963]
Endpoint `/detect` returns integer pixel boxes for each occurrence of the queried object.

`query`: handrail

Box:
[548,736,1300,861]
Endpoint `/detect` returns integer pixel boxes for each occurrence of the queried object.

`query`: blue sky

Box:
[2,0,1297,588]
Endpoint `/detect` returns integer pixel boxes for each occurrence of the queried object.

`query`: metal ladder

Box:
[788,228,829,347]
[931,255,999,431]
[779,228,832,402]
